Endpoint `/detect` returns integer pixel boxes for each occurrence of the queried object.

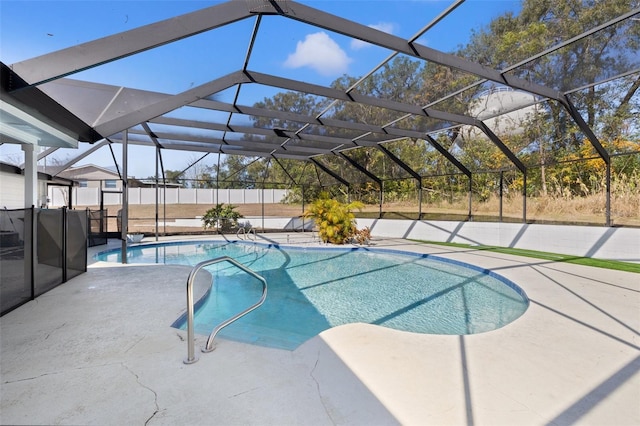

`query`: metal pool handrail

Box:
[236,225,257,241]
[184,256,267,364]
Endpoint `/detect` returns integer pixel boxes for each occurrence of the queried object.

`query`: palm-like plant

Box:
[303,193,363,244]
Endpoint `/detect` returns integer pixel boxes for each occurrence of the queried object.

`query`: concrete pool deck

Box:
[1,234,638,425]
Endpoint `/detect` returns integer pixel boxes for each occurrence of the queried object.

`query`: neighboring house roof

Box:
[1,161,74,185]
[56,164,121,181]
[0,161,22,175]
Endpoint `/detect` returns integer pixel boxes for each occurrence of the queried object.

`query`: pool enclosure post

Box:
[261,159,270,231]
[475,125,527,223]
[215,153,220,207]
[121,129,128,264]
[337,151,383,218]
[418,180,422,219]
[605,162,611,226]
[561,95,611,226]
[376,144,422,219]
[162,155,167,236]
[421,136,473,220]
[468,174,472,221]
[499,171,503,222]
[155,145,159,241]
[522,170,527,223]
[379,181,383,219]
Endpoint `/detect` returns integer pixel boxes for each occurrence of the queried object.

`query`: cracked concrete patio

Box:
[1,234,638,425]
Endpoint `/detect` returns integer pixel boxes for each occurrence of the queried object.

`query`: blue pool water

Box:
[96,241,528,349]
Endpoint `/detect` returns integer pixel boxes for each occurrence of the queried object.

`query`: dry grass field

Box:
[84,191,638,236]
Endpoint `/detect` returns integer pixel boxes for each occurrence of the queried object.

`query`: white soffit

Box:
[0,99,79,148]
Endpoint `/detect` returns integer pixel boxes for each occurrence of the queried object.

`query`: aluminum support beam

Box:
[144,119,166,238]
[248,71,479,126]
[106,137,311,160]
[155,145,159,241]
[471,125,527,222]
[106,139,123,180]
[560,96,611,225]
[176,153,209,179]
[225,156,262,182]
[52,139,110,176]
[477,124,526,174]
[125,128,341,155]
[423,135,471,178]
[504,9,640,74]
[10,2,253,86]
[134,123,359,149]
[268,1,564,102]
[338,152,382,187]
[149,116,382,147]
[141,122,165,149]
[426,134,475,221]
[561,97,610,163]
[158,148,167,236]
[59,74,497,158]
[11,0,591,107]
[187,99,428,144]
[271,156,298,185]
[310,158,350,187]
[375,145,423,218]
[337,152,384,217]
[36,147,59,162]
[94,71,250,137]
[121,129,128,264]
[376,145,422,182]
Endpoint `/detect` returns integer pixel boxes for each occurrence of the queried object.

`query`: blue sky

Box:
[1,0,521,178]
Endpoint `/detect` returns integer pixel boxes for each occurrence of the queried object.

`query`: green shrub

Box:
[202,203,243,232]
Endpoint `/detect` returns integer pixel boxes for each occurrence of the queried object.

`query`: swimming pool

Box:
[96,241,528,349]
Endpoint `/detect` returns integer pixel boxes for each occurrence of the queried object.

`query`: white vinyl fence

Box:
[49,187,288,207]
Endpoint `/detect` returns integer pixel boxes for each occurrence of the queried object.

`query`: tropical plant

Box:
[303,193,364,244]
[352,226,372,245]
[202,203,243,232]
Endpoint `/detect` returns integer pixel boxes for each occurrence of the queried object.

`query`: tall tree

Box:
[460,0,639,195]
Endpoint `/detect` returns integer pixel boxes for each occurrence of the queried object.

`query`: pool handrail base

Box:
[184,255,267,364]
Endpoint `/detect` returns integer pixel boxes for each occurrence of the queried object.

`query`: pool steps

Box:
[184,256,267,364]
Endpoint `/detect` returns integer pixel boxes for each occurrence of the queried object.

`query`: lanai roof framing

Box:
[3,0,638,225]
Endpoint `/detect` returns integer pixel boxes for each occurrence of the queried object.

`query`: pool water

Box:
[96,241,528,350]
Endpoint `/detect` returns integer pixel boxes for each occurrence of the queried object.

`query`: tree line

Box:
[164,0,639,207]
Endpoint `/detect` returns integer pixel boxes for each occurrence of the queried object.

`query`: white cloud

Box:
[414,35,428,47]
[350,22,395,50]
[283,32,352,76]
